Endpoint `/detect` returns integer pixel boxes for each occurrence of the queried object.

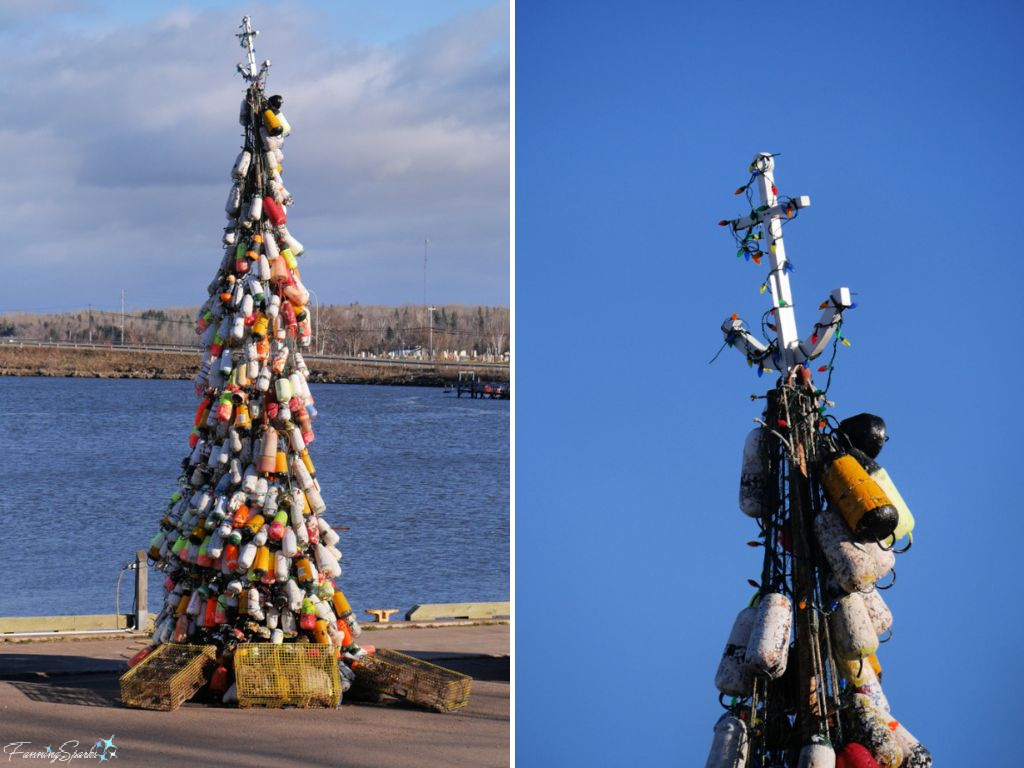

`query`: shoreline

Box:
[0,344,509,388]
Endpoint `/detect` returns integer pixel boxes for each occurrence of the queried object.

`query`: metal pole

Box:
[134,550,148,631]
[308,288,320,354]
[120,289,125,346]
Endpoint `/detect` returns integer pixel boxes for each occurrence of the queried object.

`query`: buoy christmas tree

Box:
[145,18,363,670]
[706,154,930,768]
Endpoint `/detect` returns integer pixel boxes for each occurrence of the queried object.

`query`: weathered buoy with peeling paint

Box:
[830,593,879,661]
[861,589,893,637]
[892,721,932,767]
[842,694,901,768]
[744,593,791,678]
[714,606,756,697]
[739,427,769,517]
[821,455,899,542]
[798,735,836,768]
[703,713,750,768]
[814,507,880,593]
[839,658,890,714]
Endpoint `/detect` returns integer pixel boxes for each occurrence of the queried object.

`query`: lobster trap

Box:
[349,649,472,713]
[119,644,217,711]
[233,643,341,708]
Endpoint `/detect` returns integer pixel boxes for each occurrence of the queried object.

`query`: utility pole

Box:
[423,238,430,359]
[88,304,93,343]
[428,306,436,361]
[120,289,125,346]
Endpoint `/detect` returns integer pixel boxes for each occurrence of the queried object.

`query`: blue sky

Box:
[0,0,508,312]
[517,1,1023,765]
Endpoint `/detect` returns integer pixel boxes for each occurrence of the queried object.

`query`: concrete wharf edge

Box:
[0,623,510,768]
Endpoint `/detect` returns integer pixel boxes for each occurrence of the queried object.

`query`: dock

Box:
[452,371,510,399]
[0,622,509,768]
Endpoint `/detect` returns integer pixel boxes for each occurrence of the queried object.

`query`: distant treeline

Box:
[0,304,509,359]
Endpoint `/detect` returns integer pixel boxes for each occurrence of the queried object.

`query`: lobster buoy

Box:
[714,606,755,696]
[842,694,901,768]
[839,658,890,714]
[703,713,750,768]
[830,593,878,661]
[263,108,284,135]
[128,646,154,668]
[864,542,895,584]
[745,593,791,679]
[850,448,915,550]
[838,413,888,459]
[892,721,932,767]
[263,195,287,227]
[861,589,893,638]
[232,149,252,180]
[798,736,836,768]
[739,427,770,517]
[225,182,242,215]
[258,427,278,473]
[814,507,882,593]
[278,225,304,257]
[836,743,880,768]
[821,455,899,542]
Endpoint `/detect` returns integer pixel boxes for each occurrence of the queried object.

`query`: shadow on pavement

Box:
[402,651,510,682]
[7,674,122,708]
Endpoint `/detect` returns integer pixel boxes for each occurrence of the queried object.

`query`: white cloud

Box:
[0,2,509,312]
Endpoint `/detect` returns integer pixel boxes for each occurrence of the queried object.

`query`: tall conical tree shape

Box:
[145,18,363,666]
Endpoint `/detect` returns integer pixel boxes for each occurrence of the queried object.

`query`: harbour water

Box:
[0,377,509,619]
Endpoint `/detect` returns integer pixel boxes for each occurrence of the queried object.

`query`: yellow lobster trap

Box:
[349,648,472,712]
[120,644,217,711]
[233,643,341,708]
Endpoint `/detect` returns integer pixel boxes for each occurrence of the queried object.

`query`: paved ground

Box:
[0,623,509,768]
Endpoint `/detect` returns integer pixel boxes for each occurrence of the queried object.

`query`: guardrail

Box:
[2,339,509,371]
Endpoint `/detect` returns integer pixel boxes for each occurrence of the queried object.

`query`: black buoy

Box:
[838,413,888,459]
[268,94,284,111]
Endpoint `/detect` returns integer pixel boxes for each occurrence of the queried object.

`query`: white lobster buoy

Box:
[232,149,252,180]
[744,593,791,679]
[893,721,932,767]
[797,736,835,768]
[714,606,756,697]
[703,713,749,768]
[246,195,263,224]
[814,507,878,593]
[739,427,769,517]
[830,592,878,661]
[238,541,257,571]
[225,182,242,216]
[282,527,298,557]
[275,551,290,583]
[862,588,893,637]
[284,579,304,612]
[263,225,280,260]
[864,541,895,584]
